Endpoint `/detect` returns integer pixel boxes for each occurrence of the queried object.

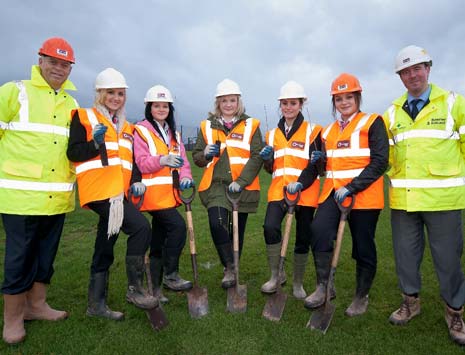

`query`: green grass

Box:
[0,158,463,354]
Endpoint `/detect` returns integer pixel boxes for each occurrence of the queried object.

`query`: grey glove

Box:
[228,181,242,193]
[160,154,184,168]
[180,178,194,191]
[287,182,303,194]
[130,182,146,197]
[92,123,107,146]
[204,144,220,159]
[334,186,350,203]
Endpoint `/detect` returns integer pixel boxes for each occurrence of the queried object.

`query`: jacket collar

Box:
[30,65,77,92]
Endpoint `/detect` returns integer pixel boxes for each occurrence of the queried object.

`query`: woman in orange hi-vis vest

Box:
[304,73,388,317]
[192,79,263,289]
[259,81,322,300]
[132,85,193,303]
[67,68,157,321]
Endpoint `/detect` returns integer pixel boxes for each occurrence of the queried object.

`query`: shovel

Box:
[225,188,247,313]
[262,187,301,321]
[307,195,355,333]
[176,186,209,319]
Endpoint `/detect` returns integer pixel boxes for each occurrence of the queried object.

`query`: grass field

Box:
[0,157,463,354]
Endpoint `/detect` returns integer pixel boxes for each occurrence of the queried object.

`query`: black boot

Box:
[304,251,335,309]
[125,256,159,309]
[216,243,235,289]
[86,271,124,321]
[149,256,168,304]
[163,255,192,292]
[345,265,376,317]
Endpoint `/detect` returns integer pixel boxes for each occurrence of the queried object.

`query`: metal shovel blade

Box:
[307,302,336,334]
[227,284,247,313]
[187,286,209,319]
[146,306,169,331]
[262,288,288,321]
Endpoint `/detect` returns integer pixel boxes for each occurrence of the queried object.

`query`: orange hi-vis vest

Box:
[198,118,260,192]
[319,112,384,209]
[266,122,322,206]
[133,125,181,211]
[72,108,134,207]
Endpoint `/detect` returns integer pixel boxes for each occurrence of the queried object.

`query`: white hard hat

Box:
[278,80,307,101]
[395,45,432,73]
[215,79,241,97]
[144,85,173,103]
[95,68,129,89]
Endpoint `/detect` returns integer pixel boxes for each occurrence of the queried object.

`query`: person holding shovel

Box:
[306,73,388,317]
[0,37,78,345]
[259,81,322,300]
[67,68,158,321]
[132,84,193,301]
[192,79,263,289]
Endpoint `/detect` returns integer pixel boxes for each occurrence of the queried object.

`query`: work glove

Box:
[228,181,242,193]
[130,182,146,197]
[92,123,107,145]
[334,186,351,203]
[259,145,273,161]
[204,144,220,159]
[180,178,194,191]
[160,154,184,168]
[311,150,325,164]
[286,182,303,195]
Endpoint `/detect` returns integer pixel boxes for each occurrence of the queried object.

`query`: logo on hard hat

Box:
[157,93,166,98]
[56,48,68,57]
[403,58,411,64]
[337,84,348,90]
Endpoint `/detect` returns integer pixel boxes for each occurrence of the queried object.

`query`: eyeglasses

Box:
[41,56,72,70]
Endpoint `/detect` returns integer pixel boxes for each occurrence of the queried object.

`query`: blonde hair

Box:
[209,95,245,118]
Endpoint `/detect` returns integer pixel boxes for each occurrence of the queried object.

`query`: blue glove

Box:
[204,144,220,159]
[259,145,273,161]
[160,154,184,168]
[92,123,107,145]
[180,178,194,191]
[287,182,303,194]
[130,182,146,197]
[334,186,351,203]
[228,181,242,193]
[311,151,325,164]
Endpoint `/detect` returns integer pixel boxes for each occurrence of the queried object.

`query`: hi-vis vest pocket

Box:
[428,163,460,177]
[2,160,43,179]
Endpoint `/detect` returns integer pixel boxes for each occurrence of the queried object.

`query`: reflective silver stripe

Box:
[15,81,29,124]
[142,176,173,186]
[136,125,157,155]
[272,168,302,178]
[460,126,465,135]
[242,118,254,142]
[225,139,250,150]
[326,148,370,158]
[387,105,396,130]
[393,129,459,142]
[119,138,133,151]
[389,138,395,146]
[105,142,119,151]
[8,122,69,137]
[0,179,74,192]
[326,168,364,179]
[229,157,249,165]
[350,114,370,148]
[390,177,465,188]
[0,120,7,129]
[76,157,122,174]
[121,160,133,171]
[274,147,308,159]
[205,121,214,144]
[322,123,335,140]
[86,109,99,128]
[446,92,456,132]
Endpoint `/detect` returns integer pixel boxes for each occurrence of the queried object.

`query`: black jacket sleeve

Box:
[297,133,322,189]
[67,111,99,162]
[346,117,389,194]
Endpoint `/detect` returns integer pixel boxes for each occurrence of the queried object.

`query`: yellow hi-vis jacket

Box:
[0,65,78,215]
[383,84,465,211]
[198,118,260,192]
[266,121,321,206]
[133,125,181,211]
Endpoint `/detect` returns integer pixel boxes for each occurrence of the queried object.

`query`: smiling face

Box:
[334,92,359,120]
[218,95,239,120]
[102,88,126,115]
[38,56,72,90]
[280,98,303,121]
[399,63,430,97]
[150,102,170,123]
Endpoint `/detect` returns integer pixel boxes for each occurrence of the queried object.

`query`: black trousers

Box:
[88,199,151,274]
[1,213,65,294]
[148,207,187,259]
[263,200,315,254]
[207,207,248,254]
[311,195,380,271]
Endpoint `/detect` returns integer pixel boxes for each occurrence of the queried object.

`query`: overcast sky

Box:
[2,0,464,138]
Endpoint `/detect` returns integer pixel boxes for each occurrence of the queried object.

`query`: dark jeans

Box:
[1,213,65,294]
[88,199,151,274]
[207,207,248,255]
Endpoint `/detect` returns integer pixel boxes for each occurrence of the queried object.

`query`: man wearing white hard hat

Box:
[383,45,465,345]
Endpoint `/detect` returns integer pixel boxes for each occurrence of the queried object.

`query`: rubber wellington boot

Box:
[86,271,124,321]
[293,253,308,300]
[125,256,159,309]
[216,243,236,289]
[304,251,335,309]
[162,255,193,292]
[345,266,375,317]
[24,282,68,321]
[2,293,26,345]
[149,256,169,304]
[261,243,281,294]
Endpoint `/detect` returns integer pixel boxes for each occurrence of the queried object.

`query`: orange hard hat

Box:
[38,37,75,63]
[330,73,362,95]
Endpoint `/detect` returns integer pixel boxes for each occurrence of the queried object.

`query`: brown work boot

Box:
[445,305,465,345]
[389,294,420,325]
[3,293,26,345]
[24,282,68,321]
